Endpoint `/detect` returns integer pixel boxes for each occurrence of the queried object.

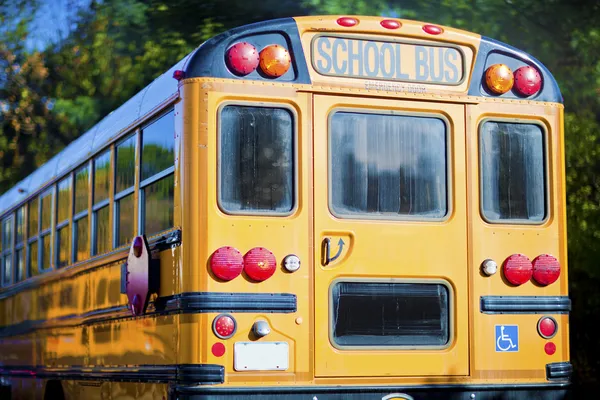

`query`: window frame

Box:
[14,206,26,282]
[478,117,550,225]
[1,215,15,286]
[216,101,299,217]
[114,131,139,249]
[328,277,454,350]
[92,148,114,257]
[327,107,452,222]
[38,187,55,272]
[139,109,176,237]
[55,174,73,268]
[73,161,92,263]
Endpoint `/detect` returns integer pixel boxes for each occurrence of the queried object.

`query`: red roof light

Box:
[337,17,358,27]
[423,24,443,35]
[380,19,401,30]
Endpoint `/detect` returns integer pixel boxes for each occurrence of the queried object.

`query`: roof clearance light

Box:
[513,65,542,96]
[337,17,358,27]
[485,64,514,94]
[423,24,443,35]
[380,19,401,29]
[532,254,561,286]
[210,246,244,281]
[503,254,533,286]
[259,44,291,78]
[226,42,260,76]
[244,247,277,281]
[213,314,237,339]
[537,316,558,339]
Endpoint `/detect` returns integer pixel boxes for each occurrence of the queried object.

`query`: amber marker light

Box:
[259,44,291,78]
[485,63,514,94]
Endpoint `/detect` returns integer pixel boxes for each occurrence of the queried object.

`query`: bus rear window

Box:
[480,121,546,223]
[219,105,295,214]
[329,111,447,219]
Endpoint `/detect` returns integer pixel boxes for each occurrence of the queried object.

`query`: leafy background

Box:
[1,0,599,389]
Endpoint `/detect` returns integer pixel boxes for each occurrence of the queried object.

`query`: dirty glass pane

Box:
[220,106,294,213]
[144,174,174,235]
[29,241,39,276]
[16,207,24,244]
[481,122,546,222]
[75,216,89,262]
[58,226,70,268]
[116,135,136,193]
[28,197,39,237]
[42,234,52,270]
[94,150,111,203]
[58,177,71,223]
[330,112,447,218]
[117,194,135,247]
[2,256,11,285]
[41,192,53,231]
[16,248,25,281]
[94,206,110,255]
[332,282,449,347]
[75,166,90,214]
[142,111,174,180]
[1,217,12,251]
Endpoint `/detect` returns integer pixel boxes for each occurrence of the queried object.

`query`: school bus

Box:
[0,15,571,400]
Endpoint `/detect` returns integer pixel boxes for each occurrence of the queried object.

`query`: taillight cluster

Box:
[502,253,561,286]
[484,63,542,97]
[210,246,281,282]
[225,42,291,78]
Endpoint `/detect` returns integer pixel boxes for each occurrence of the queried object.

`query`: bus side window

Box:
[140,111,175,236]
[1,215,13,286]
[74,165,90,262]
[15,206,25,282]
[57,177,72,268]
[40,190,54,271]
[218,105,295,215]
[480,121,546,223]
[115,134,136,247]
[93,150,112,256]
[28,197,40,276]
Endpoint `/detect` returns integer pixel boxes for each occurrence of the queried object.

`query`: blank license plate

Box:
[234,342,289,371]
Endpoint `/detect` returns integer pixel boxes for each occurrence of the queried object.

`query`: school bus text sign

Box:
[311,36,464,85]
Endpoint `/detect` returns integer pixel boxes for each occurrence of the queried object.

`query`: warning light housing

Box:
[213,314,237,339]
[537,316,558,339]
[259,44,291,78]
[485,64,514,94]
[513,65,542,96]
[532,254,561,286]
[210,246,244,281]
[503,254,533,285]
[226,42,260,76]
[244,247,277,281]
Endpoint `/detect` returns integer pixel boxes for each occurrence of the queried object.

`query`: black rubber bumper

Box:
[174,383,572,400]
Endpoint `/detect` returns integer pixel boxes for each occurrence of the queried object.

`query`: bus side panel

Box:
[466,102,568,382]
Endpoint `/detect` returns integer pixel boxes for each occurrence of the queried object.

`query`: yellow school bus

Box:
[0,15,571,400]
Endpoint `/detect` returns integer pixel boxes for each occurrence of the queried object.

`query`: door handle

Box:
[321,237,345,266]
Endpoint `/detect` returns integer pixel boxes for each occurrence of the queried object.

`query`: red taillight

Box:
[337,17,358,27]
[423,24,443,35]
[537,316,558,339]
[503,254,533,285]
[532,254,561,286]
[210,247,244,281]
[380,19,401,29]
[243,247,276,282]
[513,66,542,96]
[213,314,236,339]
[226,42,259,76]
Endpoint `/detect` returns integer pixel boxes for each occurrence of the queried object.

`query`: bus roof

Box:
[0,16,562,217]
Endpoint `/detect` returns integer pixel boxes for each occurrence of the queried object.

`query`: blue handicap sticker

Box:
[495,325,519,352]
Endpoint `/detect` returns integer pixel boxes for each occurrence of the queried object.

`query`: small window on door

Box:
[219,105,295,215]
[480,121,546,223]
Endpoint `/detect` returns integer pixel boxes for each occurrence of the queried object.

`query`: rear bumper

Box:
[174,383,572,400]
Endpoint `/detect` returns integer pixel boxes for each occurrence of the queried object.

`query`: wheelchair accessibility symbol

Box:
[495,325,518,352]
